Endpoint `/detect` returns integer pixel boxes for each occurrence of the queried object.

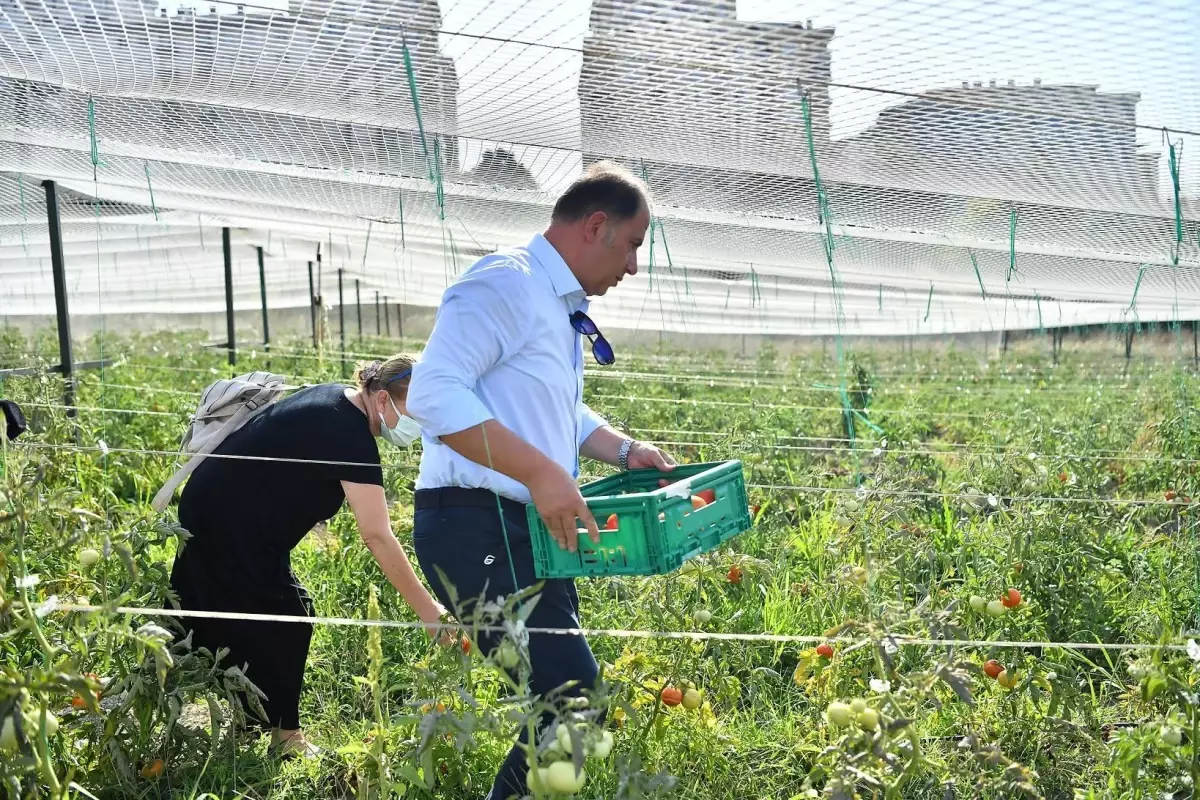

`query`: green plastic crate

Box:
[528,460,751,578]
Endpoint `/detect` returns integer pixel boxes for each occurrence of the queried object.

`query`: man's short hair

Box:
[551,160,651,224]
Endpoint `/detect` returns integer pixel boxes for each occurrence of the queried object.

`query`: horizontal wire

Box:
[43,603,1191,653]
[13,440,419,472]
[35,338,1188,385]
[13,372,1084,419]
[9,352,1192,395]
[11,441,1194,506]
[594,393,1005,418]
[147,344,1195,390]
[630,428,1199,465]
[24,401,1198,466]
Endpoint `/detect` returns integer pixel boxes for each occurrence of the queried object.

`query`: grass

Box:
[2,324,1200,799]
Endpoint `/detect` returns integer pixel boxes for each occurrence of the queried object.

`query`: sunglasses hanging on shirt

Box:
[570,310,615,366]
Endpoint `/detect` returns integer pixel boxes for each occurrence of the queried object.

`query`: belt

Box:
[413,486,527,515]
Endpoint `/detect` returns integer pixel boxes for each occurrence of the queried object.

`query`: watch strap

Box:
[618,439,634,471]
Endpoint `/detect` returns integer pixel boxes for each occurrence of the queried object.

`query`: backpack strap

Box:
[150,374,289,512]
[150,400,260,512]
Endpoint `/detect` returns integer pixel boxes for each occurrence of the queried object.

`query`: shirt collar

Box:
[527,233,587,311]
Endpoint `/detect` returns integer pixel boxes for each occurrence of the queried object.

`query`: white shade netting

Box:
[0,0,1197,337]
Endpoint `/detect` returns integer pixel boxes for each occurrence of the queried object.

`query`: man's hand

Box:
[627,441,677,481]
[528,461,599,554]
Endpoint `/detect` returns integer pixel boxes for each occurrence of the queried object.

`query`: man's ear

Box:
[582,210,608,243]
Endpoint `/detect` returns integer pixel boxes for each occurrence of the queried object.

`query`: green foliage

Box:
[1,327,1199,798]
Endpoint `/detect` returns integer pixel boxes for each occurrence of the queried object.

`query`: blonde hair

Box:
[353,353,417,399]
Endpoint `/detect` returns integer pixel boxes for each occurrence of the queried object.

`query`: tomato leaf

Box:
[937,666,975,706]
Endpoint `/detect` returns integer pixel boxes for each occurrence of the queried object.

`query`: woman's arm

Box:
[341,480,450,642]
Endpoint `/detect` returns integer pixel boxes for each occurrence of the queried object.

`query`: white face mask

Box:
[379,393,422,448]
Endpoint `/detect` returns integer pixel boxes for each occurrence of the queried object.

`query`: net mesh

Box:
[1,0,1197,336]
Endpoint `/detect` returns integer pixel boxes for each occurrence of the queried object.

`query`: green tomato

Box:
[1161,726,1183,746]
[555,722,573,752]
[682,688,702,710]
[495,639,520,670]
[24,709,57,737]
[968,595,987,613]
[527,766,552,794]
[856,708,880,732]
[850,566,868,586]
[826,702,853,727]
[0,717,17,753]
[588,730,614,760]
[986,600,1006,617]
[849,698,868,713]
[844,499,860,513]
[693,608,712,625]
[78,548,101,568]
[545,760,587,793]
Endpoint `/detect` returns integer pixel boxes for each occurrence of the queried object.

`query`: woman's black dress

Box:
[168,383,383,730]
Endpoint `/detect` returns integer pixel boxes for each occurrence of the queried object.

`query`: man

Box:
[405,160,676,799]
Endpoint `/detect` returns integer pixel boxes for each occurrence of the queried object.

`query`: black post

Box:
[1125,326,1133,361]
[375,291,381,336]
[338,268,346,378]
[355,278,363,341]
[223,226,236,367]
[307,260,316,347]
[384,296,391,337]
[257,246,269,354]
[1001,330,1009,353]
[396,302,404,341]
[43,180,75,416]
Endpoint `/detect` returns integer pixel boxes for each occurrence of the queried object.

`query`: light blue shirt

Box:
[405,233,610,504]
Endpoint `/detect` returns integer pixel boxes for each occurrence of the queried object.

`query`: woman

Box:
[167,354,446,759]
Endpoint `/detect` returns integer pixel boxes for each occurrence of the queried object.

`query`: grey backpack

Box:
[151,371,292,511]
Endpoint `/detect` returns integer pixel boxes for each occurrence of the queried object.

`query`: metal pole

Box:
[43,180,75,416]
[384,296,391,337]
[338,268,346,378]
[257,246,269,354]
[222,227,236,367]
[355,278,363,341]
[307,260,316,347]
[375,291,381,336]
[396,302,403,341]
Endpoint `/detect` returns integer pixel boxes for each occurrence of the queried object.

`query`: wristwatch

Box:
[618,439,634,471]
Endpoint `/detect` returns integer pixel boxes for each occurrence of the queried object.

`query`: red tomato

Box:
[660,687,683,706]
[604,514,619,531]
[983,659,1003,679]
[727,565,743,585]
[696,489,716,506]
[816,643,834,659]
[1001,588,1022,609]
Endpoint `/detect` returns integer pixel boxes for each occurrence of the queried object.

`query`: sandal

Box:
[268,734,321,761]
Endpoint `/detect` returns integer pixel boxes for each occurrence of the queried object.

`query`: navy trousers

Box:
[412,488,602,800]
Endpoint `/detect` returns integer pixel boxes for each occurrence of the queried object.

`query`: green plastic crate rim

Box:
[528,460,751,578]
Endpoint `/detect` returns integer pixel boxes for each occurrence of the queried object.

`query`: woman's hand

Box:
[419,602,457,648]
[342,480,459,648]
